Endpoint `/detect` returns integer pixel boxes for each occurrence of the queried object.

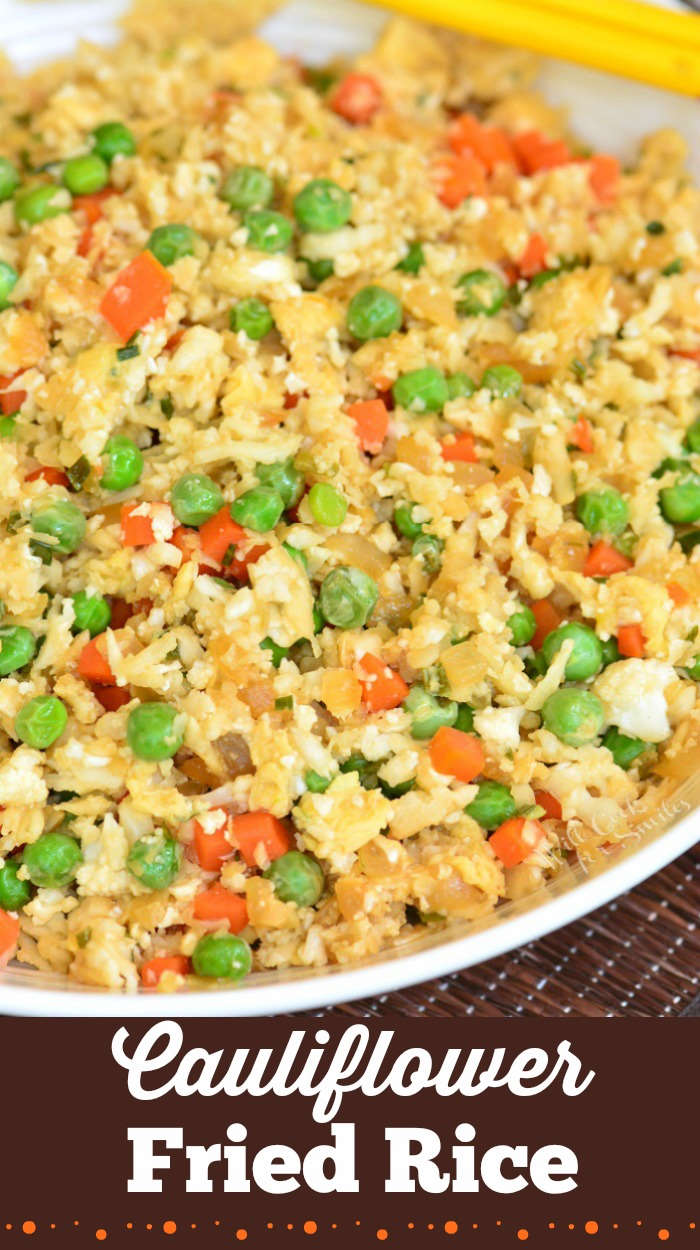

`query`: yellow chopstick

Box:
[371,0,700,96]
[527,0,700,50]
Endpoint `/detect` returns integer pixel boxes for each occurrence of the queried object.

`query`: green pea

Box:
[0,625,36,676]
[541,622,603,681]
[62,153,108,195]
[70,590,111,637]
[0,260,19,311]
[395,241,424,274]
[282,542,309,572]
[244,210,293,253]
[541,688,605,746]
[529,268,561,289]
[30,500,86,556]
[601,726,646,769]
[684,418,700,455]
[465,780,516,830]
[659,468,700,524]
[171,473,223,527]
[319,565,378,629]
[347,285,402,341]
[304,256,334,284]
[23,831,81,887]
[685,654,700,681]
[393,366,449,414]
[394,501,424,539]
[127,831,181,890]
[231,486,285,532]
[412,533,443,573]
[15,696,67,749]
[264,850,324,907]
[127,703,185,761]
[255,458,304,509]
[600,637,621,667]
[220,165,274,212]
[293,178,352,232]
[454,703,475,733]
[456,269,506,317]
[100,435,143,491]
[0,157,20,203]
[481,364,523,399]
[230,298,274,340]
[576,487,628,536]
[15,184,71,226]
[0,416,17,439]
[0,859,31,911]
[260,636,289,668]
[146,224,198,267]
[379,775,416,799]
[447,372,476,400]
[404,685,457,740]
[308,482,348,528]
[192,932,252,981]
[91,121,136,164]
[340,754,380,788]
[524,650,547,679]
[305,769,331,793]
[507,607,536,647]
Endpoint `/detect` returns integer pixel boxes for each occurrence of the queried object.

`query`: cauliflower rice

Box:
[0,0,698,992]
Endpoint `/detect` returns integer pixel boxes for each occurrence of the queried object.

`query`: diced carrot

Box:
[432,152,487,208]
[489,817,546,868]
[0,390,26,415]
[569,415,594,453]
[347,398,389,453]
[109,597,153,629]
[140,954,190,988]
[448,113,515,172]
[617,623,645,658]
[589,153,620,204]
[670,347,700,364]
[165,328,186,353]
[100,250,172,342]
[198,505,246,564]
[193,883,248,934]
[73,188,114,226]
[77,227,94,258]
[120,502,156,547]
[441,431,477,463]
[530,599,563,649]
[359,652,409,713]
[26,466,70,488]
[428,727,485,783]
[330,72,383,124]
[224,542,269,584]
[192,809,234,872]
[512,130,572,174]
[231,811,293,868]
[78,635,115,685]
[93,683,131,712]
[667,581,690,607]
[534,790,563,821]
[518,232,548,278]
[0,909,20,968]
[583,540,632,579]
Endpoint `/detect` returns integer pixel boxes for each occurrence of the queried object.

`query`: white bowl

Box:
[0,0,698,1016]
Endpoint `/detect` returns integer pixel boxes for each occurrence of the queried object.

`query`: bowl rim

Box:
[1,808,696,1016]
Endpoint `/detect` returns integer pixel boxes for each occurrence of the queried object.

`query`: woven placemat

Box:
[309,847,699,1019]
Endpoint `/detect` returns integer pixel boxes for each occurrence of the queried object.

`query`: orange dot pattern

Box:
[1,1217,689,1239]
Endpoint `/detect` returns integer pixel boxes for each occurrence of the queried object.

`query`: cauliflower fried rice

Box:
[0,0,698,991]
